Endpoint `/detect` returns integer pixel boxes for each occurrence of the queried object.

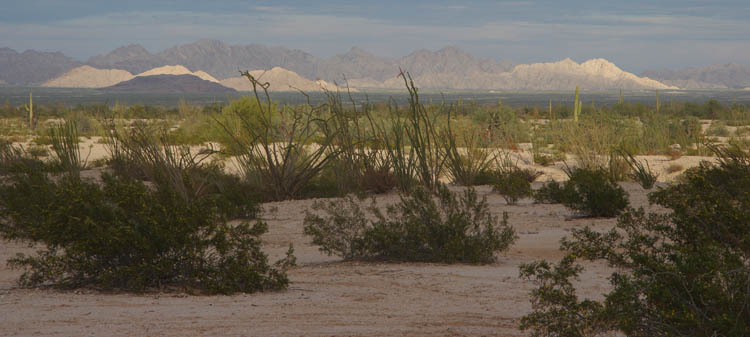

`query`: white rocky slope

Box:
[42,65,134,88]
[220,67,347,92]
[135,65,219,83]
[349,58,676,90]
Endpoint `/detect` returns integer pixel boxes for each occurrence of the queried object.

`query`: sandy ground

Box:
[1,180,669,336]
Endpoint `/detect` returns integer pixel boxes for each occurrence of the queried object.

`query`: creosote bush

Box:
[492,169,533,205]
[0,166,293,293]
[304,184,517,263]
[534,168,628,217]
[520,144,750,337]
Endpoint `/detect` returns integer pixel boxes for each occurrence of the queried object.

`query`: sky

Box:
[1,0,749,73]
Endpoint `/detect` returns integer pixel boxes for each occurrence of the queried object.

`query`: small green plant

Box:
[26,144,49,158]
[533,151,564,166]
[492,170,533,205]
[535,168,629,217]
[533,180,566,204]
[304,183,517,263]
[0,141,45,174]
[706,121,730,137]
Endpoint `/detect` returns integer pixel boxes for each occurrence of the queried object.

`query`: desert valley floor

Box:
[0,177,673,336]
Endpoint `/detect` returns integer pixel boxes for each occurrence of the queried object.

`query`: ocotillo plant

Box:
[573,86,581,122]
[655,90,661,114]
[618,89,624,105]
[24,92,34,130]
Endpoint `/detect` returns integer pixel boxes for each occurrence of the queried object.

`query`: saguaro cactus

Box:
[549,98,553,120]
[573,86,581,122]
[655,90,660,114]
[24,92,34,130]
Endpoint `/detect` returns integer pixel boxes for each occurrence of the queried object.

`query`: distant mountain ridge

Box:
[5,40,740,90]
[642,64,750,89]
[0,47,82,85]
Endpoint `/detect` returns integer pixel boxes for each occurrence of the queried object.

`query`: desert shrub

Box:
[706,121,730,137]
[520,144,750,336]
[735,126,750,136]
[519,255,614,336]
[0,141,46,174]
[361,164,397,194]
[0,169,293,293]
[533,151,565,166]
[303,195,371,260]
[562,168,629,217]
[492,170,533,205]
[298,164,343,199]
[26,144,49,158]
[304,184,516,263]
[106,122,261,219]
[533,180,566,204]
[534,168,628,217]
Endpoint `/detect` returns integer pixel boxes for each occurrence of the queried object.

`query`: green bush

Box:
[520,144,750,336]
[492,170,533,205]
[533,180,566,204]
[304,184,517,263]
[0,169,292,294]
[519,255,613,336]
[534,168,629,217]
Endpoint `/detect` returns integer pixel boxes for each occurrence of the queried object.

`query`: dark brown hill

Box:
[102,74,236,93]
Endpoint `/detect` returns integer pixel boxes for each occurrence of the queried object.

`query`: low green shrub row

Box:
[303,184,517,264]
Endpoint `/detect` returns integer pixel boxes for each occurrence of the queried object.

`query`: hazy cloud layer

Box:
[2,0,749,72]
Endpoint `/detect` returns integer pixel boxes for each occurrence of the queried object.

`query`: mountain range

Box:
[641,64,750,89]
[2,39,749,90]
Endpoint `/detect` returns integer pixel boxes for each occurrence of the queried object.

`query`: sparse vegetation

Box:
[534,168,629,217]
[0,160,292,294]
[618,148,659,189]
[520,143,750,337]
[492,169,534,205]
[304,184,517,263]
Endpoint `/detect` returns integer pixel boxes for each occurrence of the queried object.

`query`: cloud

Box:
[1,3,749,71]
